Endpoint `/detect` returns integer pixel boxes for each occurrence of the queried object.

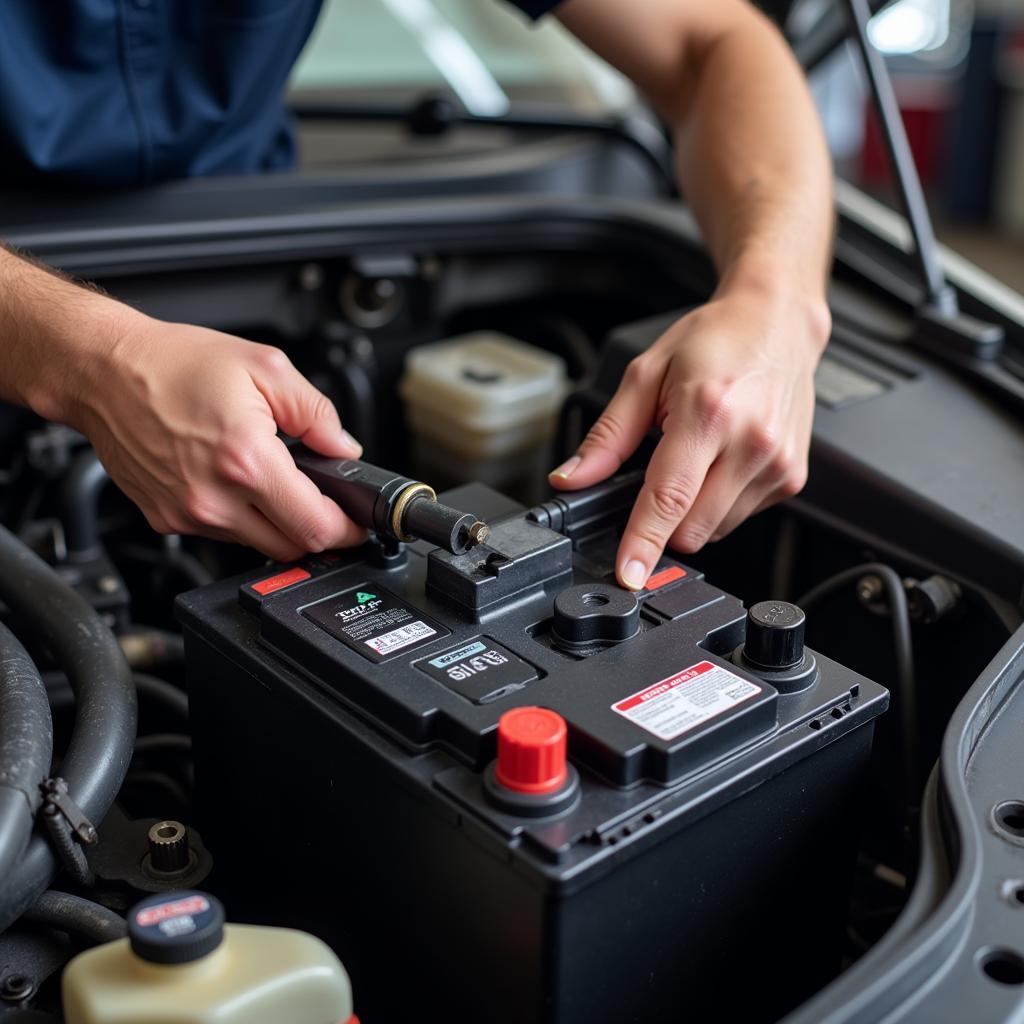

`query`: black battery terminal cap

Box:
[484,707,579,818]
[128,890,225,965]
[733,600,816,693]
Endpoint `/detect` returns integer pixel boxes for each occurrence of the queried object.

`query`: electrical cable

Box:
[798,562,919,803]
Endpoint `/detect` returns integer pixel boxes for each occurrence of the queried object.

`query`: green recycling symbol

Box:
[356,592,377,604]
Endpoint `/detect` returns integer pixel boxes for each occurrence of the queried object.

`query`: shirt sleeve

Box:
[502,0,564,20]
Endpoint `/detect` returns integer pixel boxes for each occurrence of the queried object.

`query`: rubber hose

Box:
[60,448,109,560]
[0,621,53,884]
[22,891,126,945]
[45,671,188,724]
[0,524,136,931]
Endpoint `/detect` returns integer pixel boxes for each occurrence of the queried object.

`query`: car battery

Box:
[178,476,888,1024]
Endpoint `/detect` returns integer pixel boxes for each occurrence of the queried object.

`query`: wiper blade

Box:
[290,92,676,194]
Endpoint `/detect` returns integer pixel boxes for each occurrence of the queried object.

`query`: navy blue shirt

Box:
[0,0,559,187]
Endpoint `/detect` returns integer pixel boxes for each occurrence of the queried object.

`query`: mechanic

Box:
[0,0,832,591]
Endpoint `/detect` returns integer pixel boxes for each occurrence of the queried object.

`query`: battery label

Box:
[612,661,761,740]
[416,636,538,704]
[302,585,449,663]
[428,641,489,668]
[366,621,437,656]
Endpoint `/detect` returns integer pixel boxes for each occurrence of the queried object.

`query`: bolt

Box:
[96,575,120,595]
[1,974,34,1002]
[857,574,884,604]
[467,522,490,547]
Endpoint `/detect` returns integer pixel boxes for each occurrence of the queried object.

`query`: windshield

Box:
[290,0,635,115]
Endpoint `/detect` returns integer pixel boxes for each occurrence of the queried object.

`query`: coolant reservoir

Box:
[62,891,355,1024]
[399,331,567,500]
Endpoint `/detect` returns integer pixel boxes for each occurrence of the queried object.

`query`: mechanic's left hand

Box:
[548,290,829,590]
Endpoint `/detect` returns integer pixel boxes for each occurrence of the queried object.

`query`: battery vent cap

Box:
[495,707,567,795]
[744,601,805,669]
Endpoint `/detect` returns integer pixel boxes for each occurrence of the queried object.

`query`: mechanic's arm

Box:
[550,0,833,589]
[0,244,366,561]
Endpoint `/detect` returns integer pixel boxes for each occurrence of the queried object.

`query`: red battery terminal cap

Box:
[495,707,568,795]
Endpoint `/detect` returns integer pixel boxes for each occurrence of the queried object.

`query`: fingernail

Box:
[549,455,581,480]
[621,559,649,590]
[341,430,363,456]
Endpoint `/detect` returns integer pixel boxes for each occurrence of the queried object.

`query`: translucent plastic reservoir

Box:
[400,331,567,497]
[62,922,354,1024]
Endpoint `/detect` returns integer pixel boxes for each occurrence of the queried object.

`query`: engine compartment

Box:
[1,199,1022,1021]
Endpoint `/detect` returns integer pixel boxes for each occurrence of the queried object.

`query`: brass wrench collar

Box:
[390,482,436,542]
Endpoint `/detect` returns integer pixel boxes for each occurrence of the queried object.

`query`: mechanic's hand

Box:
[549,292,828,590]
[70,311,367,562]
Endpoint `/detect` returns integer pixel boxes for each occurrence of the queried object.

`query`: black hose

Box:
[133,734,192,757]
[118,542,215,590]
[45,671,188,724]
[798,562,919,803]
[161,535,215,589]
[133,674,188,721]
[60,448,109,559]
[22,891,126,945]
[0,621,53,884]
[123,769,191,806]
[0,524,136,931]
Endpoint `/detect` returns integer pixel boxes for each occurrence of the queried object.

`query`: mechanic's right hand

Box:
[61,309,367,562]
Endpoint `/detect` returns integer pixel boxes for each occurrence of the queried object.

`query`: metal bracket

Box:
[40,777,98,846]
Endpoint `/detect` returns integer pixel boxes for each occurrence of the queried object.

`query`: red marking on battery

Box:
[613,661,712,712]
[252,566,311,596]
[645,566,686,591]
[136,895,209,928]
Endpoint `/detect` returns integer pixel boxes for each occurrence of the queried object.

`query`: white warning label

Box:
[611,661,761,741]
[365,620,437,656]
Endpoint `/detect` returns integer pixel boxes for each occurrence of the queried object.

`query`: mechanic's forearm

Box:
[671,8,833,334]
[0,245,134,425]
[557,0,833,344]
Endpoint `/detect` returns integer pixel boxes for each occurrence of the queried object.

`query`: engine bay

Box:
[1,193,1023,1021]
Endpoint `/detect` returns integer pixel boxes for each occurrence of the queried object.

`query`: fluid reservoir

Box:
[62,891,355,1024]
[399,331,567,501]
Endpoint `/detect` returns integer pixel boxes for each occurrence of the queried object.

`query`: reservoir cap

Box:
[128,891,225,965]
[495,707,567,794]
